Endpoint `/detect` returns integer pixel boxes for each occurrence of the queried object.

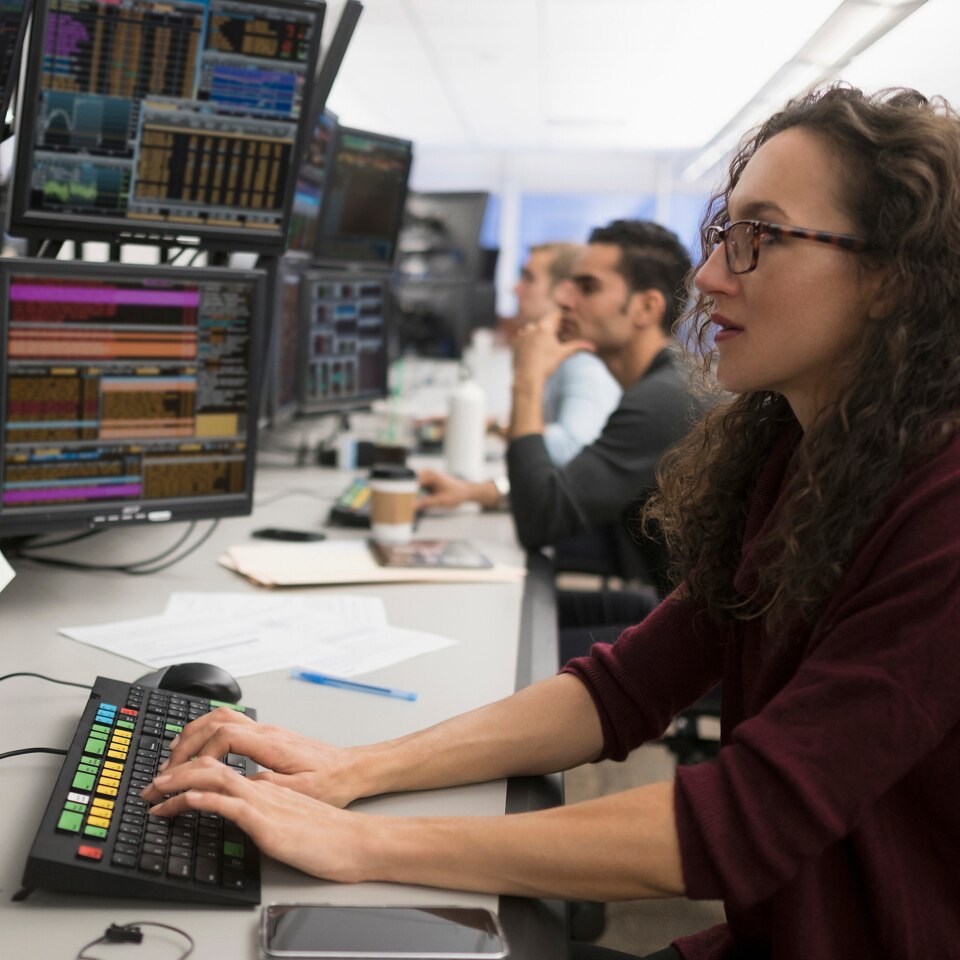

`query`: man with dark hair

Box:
[419,219,701,603]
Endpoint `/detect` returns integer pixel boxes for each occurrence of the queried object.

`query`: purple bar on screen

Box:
[10,284,200,308]
[3,484,142,504]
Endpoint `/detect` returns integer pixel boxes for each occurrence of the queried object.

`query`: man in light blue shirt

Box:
[514,243,621,465]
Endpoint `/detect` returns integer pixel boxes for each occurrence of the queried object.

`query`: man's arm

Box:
[509,309,592,441]
[508,356,694,550]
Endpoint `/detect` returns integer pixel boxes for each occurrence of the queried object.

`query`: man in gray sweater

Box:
[418,219,700,594]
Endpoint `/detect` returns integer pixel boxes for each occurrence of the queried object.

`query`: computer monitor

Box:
[392,278,477,360]
[262,253,308,424]
[286,109,337,256]
[7,0,325,253]
[299,268,390,414]
[314,126,413,268]
[400,191,490,281]
[0,258,265,536]
[1,0,30,125]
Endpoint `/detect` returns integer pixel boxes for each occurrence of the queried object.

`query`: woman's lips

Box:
[712,312,743,342]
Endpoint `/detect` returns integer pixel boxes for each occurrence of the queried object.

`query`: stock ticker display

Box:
[1,264,259,522]
[11,0,322,249]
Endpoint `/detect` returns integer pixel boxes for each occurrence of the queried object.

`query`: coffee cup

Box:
[369,463,418,543]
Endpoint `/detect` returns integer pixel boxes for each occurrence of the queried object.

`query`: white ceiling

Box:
[322,0,960,157]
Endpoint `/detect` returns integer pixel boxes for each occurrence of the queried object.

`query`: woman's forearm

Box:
[351,780,683,901]
[347,674,604,799]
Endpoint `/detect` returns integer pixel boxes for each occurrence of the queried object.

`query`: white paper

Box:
[58,592,453,680]
[294,625,457,678]
[0,547,14,595]
[163,591,388,631]
[60,612,314,677]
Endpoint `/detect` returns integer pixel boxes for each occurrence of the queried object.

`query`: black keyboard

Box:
[18,676,260,905]
[327,475,373,528]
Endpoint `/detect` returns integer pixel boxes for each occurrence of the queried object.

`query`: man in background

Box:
[505,241,621,466]
[419,219,702,615]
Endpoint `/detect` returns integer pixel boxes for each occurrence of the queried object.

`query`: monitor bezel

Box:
[312,123,414,271]
[262,251,310,426]
[297,264,393,417]
[285,107,338,258]
[0,257,266,537]
[1,0,32,124]
[6,0,325,254]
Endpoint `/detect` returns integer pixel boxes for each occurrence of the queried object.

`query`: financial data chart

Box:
[301,270,389,414]
[0,260,263,533]
[10,0,323,250]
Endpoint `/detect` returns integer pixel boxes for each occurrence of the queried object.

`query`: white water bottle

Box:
[445,377,486,481]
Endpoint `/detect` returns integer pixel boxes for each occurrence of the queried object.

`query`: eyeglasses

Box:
[704,219,876,275]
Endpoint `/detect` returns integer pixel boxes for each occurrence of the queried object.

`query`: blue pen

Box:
[291,668,417,701]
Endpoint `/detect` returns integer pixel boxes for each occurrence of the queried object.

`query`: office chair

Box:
[658,686,722,766]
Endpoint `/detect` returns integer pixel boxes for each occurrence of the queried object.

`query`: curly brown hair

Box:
[643,85,960,636]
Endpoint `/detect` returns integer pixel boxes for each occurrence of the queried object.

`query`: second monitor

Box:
[298,267,391,416]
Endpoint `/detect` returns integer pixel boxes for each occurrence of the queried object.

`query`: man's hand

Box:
[512,309,594,388]
[416,468,498,511]
[510,310,594,440]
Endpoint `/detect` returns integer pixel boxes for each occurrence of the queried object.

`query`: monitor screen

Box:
[314,126,412,268]
[286,108,336,256]
[1,0,30,122]
[0,258,265,536]
[8,0,324,252]
[300,268,390,414]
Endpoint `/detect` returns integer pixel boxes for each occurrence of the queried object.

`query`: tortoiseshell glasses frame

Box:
[704,219,877,275]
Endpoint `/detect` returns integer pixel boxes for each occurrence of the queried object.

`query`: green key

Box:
[164,723,183,733]
[116,720,135,730]
[72,771,96,791]
[80,755,101,768]
[57,810,83,833]
[64,801,87,814]
[223,840,244,858]
[210,700,245,712]
[84,825,108,839]
[84,737,105,756]
[90,724,111,735]
[78,763,99,775]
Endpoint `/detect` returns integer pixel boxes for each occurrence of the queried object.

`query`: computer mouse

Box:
[136,662,243,703]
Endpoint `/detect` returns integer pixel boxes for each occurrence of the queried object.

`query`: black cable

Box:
[0,671,92,690]
[0,747,68,761]
[11,520,218,575]
[13,529,106,550]
[123,520,220,576]
[77,921,194,960]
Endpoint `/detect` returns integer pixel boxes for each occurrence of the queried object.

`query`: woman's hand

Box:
[142,757,369,882]
[154,706,366,808]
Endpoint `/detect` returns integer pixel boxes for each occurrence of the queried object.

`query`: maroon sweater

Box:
[563,431,960,959]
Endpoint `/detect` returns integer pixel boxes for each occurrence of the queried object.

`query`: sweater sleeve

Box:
[507,359,693,550]
[562,591,726,759]
[674,456,960,911]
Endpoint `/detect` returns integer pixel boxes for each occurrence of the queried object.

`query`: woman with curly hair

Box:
[143,86,960,960]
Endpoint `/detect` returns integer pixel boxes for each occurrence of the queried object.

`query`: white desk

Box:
[0,465,566,958]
